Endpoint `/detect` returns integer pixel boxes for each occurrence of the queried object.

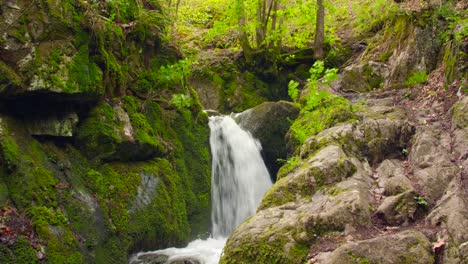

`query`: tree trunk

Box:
[314,0,325,60]
[237,0,253,62]
[256,0,266,48]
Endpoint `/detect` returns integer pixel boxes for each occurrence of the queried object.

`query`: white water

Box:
[130,115,272,264]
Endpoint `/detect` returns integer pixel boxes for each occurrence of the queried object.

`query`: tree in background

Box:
[314,0,325,59]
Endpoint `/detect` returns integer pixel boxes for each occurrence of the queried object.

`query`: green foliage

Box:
[2,237,36,264]
[277,155,301,177]
[354,0,399,33]
[290,62,356,145]
[414,196,428,208]
[405,71,428,87]
[288,80,300,102]
[29,206,69,227]
[171,94,194,110]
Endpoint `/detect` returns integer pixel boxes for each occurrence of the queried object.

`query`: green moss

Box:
[0,136,19,171]
[347,252,370,264]
[9,237,36,264]
[65,45,104,94]
[221,240,308,264]
[0,61,22,92]
[290,93,357,146]
[259,177,299,209]
[77,101,121,160]
[405,71,428,87]
[122,96,165,154]
[30,206,68,228]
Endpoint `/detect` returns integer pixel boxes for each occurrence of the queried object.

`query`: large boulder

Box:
[300,100,414,165]
[220,151,373,264]
[260,145,357,210]
[235,101,300,178]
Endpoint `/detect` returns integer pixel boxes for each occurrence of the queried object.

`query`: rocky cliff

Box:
[0,1,212,263]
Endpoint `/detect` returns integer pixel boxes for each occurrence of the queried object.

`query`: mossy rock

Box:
[312,230,434,264]
[259,145,356,210]
[76,98,166,162]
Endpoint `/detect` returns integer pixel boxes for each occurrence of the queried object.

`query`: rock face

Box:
[0,0,104,99]
[235,101,300,178]
[220,99,414,264]
[0,1,213,261]
[221,92,467,263]
[312,230,434,264]
[76,99,166,162]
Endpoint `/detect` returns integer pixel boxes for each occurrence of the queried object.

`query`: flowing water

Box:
[130,115,272,264]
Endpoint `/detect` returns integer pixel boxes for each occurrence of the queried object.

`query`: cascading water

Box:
[129,115,272,264]
[210,115,272,238]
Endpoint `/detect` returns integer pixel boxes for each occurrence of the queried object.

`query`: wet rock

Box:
[385,19,440,89]
[376,159,413,196]
[376,190,418,225]
[312,230,434,264]
[130,253,169,264]
[235,101,300,178]
[130,173,160,213]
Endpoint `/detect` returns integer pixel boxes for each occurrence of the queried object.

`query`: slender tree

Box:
[236,0,254,62]
[314,0,325,60]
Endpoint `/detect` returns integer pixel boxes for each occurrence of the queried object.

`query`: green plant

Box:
[171,94,193,110]
[289,61,356,145]
[405,71,428,87]
[414,196,428,207]
[401,148,408,156]
[277,156,301,173]
[288,80,300,102]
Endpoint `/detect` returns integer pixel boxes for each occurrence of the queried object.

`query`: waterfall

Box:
[129,115,272,264]
[210,115,272,237]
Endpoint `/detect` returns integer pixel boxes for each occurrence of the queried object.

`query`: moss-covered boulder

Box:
[76,98,165,161]
[235,101,300,178]
[312,230,434,264]
[336,62,387,92]
[220,147,373,264]
[260,145,356,210]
